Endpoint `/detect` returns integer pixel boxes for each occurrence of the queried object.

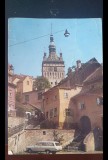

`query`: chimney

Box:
[76,60,81,69]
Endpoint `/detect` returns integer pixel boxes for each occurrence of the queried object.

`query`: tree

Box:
[33,76,51,90]
[53,130,64,144]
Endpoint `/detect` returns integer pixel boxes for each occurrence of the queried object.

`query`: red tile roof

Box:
[8,82,16,88]
[12,74,34,82]
[83,66,103,84]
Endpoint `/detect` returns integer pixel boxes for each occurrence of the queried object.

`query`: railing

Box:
[8,123,26,137]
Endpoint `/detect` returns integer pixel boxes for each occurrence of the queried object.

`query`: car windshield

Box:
[55,142,61,146]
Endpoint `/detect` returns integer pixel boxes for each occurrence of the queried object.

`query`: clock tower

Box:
[42,34,65,87]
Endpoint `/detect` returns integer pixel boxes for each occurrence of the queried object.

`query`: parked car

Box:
[26,141,62,154]
[8,150,13,155]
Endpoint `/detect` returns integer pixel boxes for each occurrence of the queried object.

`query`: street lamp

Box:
[64,29,70,37]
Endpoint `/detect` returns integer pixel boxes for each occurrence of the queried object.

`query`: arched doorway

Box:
[80,116,91,135]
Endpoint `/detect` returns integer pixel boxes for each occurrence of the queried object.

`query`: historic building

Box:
[59,57,101,88]
[22,89,47,111]
[70,66,103,131]
[70,66,103,151]
[12,74,34,93]
[42,34,65,87]
[42,85,82,129]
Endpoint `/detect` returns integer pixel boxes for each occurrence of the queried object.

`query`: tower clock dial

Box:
[48,67,53,71]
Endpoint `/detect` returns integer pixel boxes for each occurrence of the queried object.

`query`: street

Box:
[16,150,103,155]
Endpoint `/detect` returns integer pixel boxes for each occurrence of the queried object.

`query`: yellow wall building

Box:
[17,76,33,94]
[43,85,82,129]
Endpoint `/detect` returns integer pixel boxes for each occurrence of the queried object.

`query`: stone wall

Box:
[83,132,95,152]
[8,129,75,154]
[8,117,25,128]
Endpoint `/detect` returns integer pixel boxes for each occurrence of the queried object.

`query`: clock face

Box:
[48,67,53,71]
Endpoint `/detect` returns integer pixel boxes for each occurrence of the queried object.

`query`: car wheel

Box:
[52,151,56,154]
[45,150,50,154]
[28,148,32,153]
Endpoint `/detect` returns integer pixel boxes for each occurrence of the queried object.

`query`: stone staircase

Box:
[62,137,74,148]
[63,131,86,151]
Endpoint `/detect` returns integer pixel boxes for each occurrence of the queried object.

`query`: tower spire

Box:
[51,23,52,35]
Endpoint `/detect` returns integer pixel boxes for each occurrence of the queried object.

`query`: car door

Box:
[33,144,39,152]
[36,142,44,152]
[49,142,55,151]
[33,143,41,152]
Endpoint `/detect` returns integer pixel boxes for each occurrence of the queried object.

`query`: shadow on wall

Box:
[79,116,91,135]
[40,119,58,129]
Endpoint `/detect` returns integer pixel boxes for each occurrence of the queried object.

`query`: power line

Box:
[8,29,64,47]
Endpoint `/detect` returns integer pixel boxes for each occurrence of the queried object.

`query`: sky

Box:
[8,18,102,77]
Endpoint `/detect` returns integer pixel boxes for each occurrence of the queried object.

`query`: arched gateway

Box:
[80,116,91,134]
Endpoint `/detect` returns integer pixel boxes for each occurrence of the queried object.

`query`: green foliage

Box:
[53,130,64,144]
[33,76,51,90]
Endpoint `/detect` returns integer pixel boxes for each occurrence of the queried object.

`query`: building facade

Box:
[42,85,82,129]
[12,74,34,93]
[22,90,46,111]
[16,76,34,94]
[70,66,103,131]
[42,34,65,87]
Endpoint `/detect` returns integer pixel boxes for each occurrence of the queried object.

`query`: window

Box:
[9,92,12,96]
[43,131,46,135]
[96,97,103,105]
[54,108,57,117]
[25,95,29,102]
[46,142,54,146]
[54,95,57,100]
[50,109,53,118]
[38,92,42,100]
[55,142,61,146]
[51,82,53,85]
[27,81,29,85]
[54,67,57,72]
[65,109,72,116]
[79,103,85,110]
[64,92,68,98]
[55,81,57,85]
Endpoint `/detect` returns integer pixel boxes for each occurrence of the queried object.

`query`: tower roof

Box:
[46,34,63,62]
